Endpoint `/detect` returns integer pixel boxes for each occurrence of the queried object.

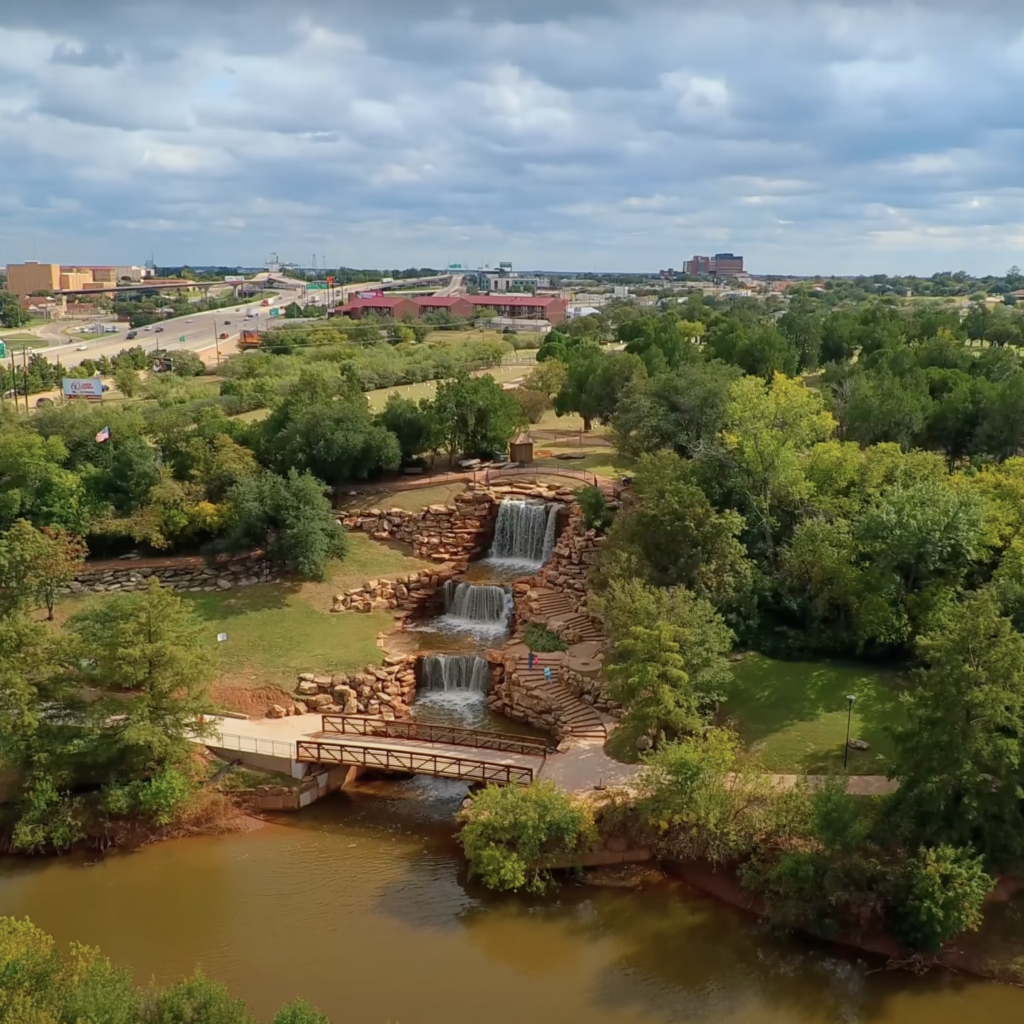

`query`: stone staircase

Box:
[501,650,609,744]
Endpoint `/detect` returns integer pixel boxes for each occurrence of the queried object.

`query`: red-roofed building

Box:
[415,296,475,318]
[330,296,420,320]
[466,294,566,324]
[330,293,567,324]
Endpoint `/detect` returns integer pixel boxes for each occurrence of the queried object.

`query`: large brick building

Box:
[685,253,744,278]
[332,293,566,325]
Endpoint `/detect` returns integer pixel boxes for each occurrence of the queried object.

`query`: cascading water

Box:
[419,655,490,693]
[488,500,560,568]
[440,581,513,630]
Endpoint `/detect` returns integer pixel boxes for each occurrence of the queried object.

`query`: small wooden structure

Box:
[509,431,534,465]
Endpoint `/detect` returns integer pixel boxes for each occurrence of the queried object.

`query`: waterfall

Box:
[488,500,560,567]
[443,581,513,625]
[419,655,490,693]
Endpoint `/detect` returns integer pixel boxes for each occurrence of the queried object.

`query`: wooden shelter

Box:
[509,432,534,465]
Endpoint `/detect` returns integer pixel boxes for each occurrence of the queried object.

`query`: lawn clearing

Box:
[55,534,434,695]
[723,654,906,775]
[336,481,468,513]
[363,364,529,411]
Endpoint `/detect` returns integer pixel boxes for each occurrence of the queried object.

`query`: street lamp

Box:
[843,694,856,769]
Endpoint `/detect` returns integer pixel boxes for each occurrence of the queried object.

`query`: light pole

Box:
[843,694,856,769]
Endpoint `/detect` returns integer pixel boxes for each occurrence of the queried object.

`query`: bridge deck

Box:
[199,715,545,786]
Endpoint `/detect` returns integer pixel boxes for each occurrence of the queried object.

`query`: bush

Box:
[576,485,611,530]
[524,622,568,653]
[458,782,596,893]
[895,845,993,952]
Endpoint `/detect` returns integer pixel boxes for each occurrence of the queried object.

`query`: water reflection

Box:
[0,780,1019,1024]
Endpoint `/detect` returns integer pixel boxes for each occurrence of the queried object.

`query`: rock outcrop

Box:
[281,654,419,719]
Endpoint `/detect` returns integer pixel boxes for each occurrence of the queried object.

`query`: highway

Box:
[36,282,305,369]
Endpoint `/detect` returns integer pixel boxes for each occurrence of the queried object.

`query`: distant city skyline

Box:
[3,1,1024,275]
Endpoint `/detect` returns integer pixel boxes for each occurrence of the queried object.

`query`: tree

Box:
[890,590,1024,866]
[553,349,644,431]
[457,781,596,893]
[895,845,992,953]
[612,361,741,460]
[376,395,437,464]
[605,590,734,744]
[723,373,835,560]
[431,372,524,463]
[113,364,140,397]
[218,470,348,581]
[0,521,87,620]
[0,290,30,327]
[67,578,212,695]
[604,451,752,606]
[257,370,401,484]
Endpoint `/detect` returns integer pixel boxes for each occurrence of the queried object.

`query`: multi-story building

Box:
[6,262,61,296]
[59,270,92,291]
[685,253,744,278]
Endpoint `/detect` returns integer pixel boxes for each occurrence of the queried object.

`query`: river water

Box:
[0,777,1022,1024]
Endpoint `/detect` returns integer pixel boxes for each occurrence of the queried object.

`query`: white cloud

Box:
[2,1,1024,272]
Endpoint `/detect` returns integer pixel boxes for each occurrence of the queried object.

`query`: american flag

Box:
[94,426,110,443]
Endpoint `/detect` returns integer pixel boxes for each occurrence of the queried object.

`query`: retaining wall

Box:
[68,554,276,595]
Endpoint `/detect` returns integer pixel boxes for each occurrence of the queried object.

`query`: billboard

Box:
[356,290,383,299]
[62,377,103,400]
[307,282,327,291]
[224,275,245,284]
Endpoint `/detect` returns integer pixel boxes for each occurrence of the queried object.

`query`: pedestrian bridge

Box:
[201,714,548,786]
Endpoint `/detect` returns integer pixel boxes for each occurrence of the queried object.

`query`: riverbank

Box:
[2,782,1023,1024]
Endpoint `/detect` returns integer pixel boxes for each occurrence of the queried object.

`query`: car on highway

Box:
[77,344,88,351]
[224,320,231,324]
[126,330,137,340]
[155,327,164,333]
[186,319,194,323]
[144,326,152,331]
[219,332,229,340]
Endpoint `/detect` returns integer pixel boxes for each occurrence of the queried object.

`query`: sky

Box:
[3,0,1024,275]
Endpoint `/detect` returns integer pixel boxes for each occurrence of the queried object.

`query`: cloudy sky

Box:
[2,0,1024,274]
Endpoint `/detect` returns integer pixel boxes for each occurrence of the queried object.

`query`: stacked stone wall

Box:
[69,554,275,595]
[266,654,419,720]
[331,567,459,615]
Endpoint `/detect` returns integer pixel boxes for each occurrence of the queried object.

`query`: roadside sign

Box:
[269,308,280,317]
[0,341,6,359]
[307,282,327,290]
[179,336,186,344]
[62,377,104,400]
[327,276,334,284]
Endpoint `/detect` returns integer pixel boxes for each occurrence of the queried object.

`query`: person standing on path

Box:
[544,666,552,682]
[528,651,535,671]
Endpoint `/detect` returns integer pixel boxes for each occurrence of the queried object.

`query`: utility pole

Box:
[213,316,220,367]
[22,347,29,409]
[9,351,18,412]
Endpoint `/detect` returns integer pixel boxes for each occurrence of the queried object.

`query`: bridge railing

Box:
[207,732,296,759]
[320,715,550,756]
[296,740,535,786]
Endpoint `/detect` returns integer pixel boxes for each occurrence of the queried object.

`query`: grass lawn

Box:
[0,333,49,349]
[56,534,434,695]
[532,450,631,479]
[363,364,529,411]
[723,654,907,775]
[337,481,468,513]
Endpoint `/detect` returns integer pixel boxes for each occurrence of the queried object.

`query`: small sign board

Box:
[62,377,103,400]
[217,632,228,643]
[0,341,6,359]
[179,335,186,343]
[269,308,280,317]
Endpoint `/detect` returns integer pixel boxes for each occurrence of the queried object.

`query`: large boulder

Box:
[296,680,318,696]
